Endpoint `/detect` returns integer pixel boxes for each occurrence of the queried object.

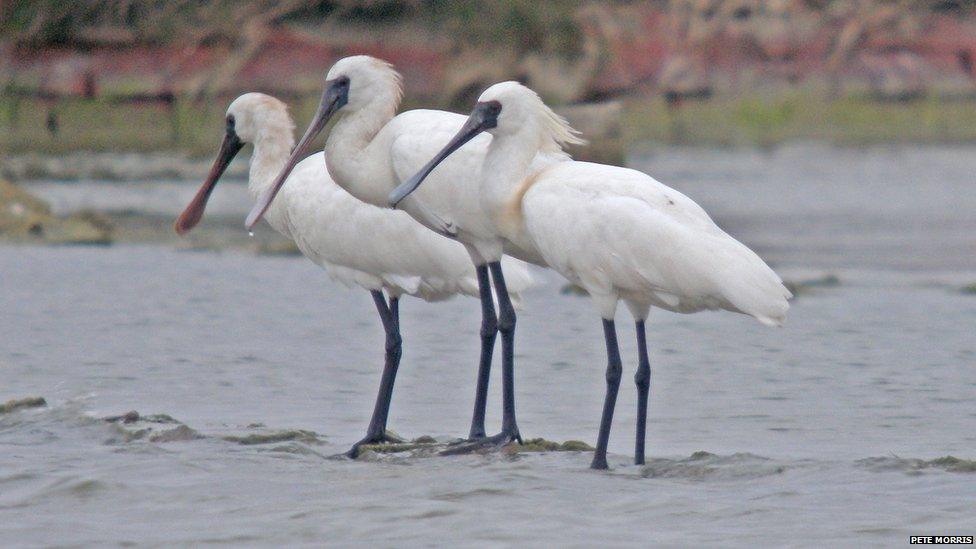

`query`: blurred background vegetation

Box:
[3,0,976,248]
[1,1,582,51]
[4,0,976,157]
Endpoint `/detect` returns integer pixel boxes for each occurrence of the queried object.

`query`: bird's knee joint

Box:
[634,366,650,387]
[498,312,516,333]
[605,364,622,385]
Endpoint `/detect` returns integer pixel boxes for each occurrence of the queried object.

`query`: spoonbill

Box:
[246,56,567,445]
[389,82,792,470]
[174,93,532,456]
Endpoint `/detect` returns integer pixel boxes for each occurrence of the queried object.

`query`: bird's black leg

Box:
[469,264,497,440]
[439,262,521,456]
[634,319,651,466]
[591,318,622,470]
[377,295,401,430]
[488,261,521,444]
[347,290,403,458]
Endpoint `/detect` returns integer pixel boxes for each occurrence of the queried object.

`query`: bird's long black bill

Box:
[388,111,489,209]
[175,131,243,235]
[245,83,344,231]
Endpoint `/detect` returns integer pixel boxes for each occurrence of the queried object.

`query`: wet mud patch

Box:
[354,436,455,461]
[101,410,325,447]
[640,451,789,481]
[0,396,47,414]
[856,455,976,475]
[354,436,595,462]
[516,438,595,452]
[103,410,202,443]
[1,180,113,244]
[221,429,324,446]
[783,274,841,298]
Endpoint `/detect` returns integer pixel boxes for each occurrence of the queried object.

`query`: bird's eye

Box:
[336,76,350,87]
[489,102,502,115]
[226,114,236,127]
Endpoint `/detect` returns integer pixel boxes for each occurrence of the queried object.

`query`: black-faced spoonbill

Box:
[246,57,568,446]
[389,82,792,470]
[175,93,533,456]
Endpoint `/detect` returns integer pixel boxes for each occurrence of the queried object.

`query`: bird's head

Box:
[244,56,401,230]
[224,93,292,146]
[388,82,583,208]
[325,55,402,113]
[175,93,291,235]
[473,81,584,150]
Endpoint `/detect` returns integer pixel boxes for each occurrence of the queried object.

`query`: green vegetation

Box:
[222,430,324,445]
[928,456,976,473]
[354,436,595,458]
[148,424,204,442]
[625,92,976,147]
[859,455,976,474]
[516,438,595,452]
[0,94,324,156]
[426,0,583,57]
[0,396,46,414]
[1,0,584,55]
[6,91,976,158]
[357,440,439,454]
[0,179,113,244]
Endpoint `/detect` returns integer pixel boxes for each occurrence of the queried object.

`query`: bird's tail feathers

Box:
[719,250,792,327]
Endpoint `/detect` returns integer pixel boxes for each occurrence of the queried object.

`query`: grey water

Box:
[2,144,975,547]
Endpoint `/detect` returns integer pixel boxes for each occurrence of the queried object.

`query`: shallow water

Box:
[3,144,976,546]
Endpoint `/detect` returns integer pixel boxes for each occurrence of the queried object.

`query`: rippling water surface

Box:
[3,144,975,546]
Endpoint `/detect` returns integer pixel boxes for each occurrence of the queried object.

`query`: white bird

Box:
[389,81,792,470]
[174,93,533,456]
[246,56,566,445]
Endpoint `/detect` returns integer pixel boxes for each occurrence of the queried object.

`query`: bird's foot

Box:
[590,454,610,470]
[345,429,406,459]
[441,426,522,456]
[467,425,486,440]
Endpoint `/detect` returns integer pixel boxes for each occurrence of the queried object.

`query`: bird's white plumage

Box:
[321,57,563,266]
[314,58,788,326]
[521,161,791,323]
[228,93,532,302]
[474,82,791,325]
[388,110,501,252]
[277,152,476,300]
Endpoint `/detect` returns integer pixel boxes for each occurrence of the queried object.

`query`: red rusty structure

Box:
[3,2,976,105]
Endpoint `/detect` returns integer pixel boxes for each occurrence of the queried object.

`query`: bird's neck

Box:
[481,131,547,243]
[248,129,295,200]
[482,133,540,208]
[324,100,398,206]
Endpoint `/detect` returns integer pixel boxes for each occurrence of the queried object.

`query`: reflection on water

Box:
[3,144,975,546]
